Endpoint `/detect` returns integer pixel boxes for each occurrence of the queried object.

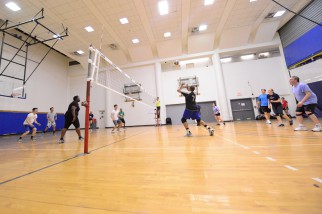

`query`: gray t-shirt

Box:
[292,82,317,105]
[47,112,57,122]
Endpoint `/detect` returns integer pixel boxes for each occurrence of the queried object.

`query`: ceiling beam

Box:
[248,2,275,44]
[82,0,129,56]
[181,0,190,54]
[278,0,312,30]
[133,0,157,57]
[213,0,237,48]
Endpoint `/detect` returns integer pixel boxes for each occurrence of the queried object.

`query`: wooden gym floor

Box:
[0,120,321,214]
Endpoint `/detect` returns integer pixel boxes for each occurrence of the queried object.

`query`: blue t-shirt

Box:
[213,106,220,114]
[292,83,317,105]
[257,94,269,106]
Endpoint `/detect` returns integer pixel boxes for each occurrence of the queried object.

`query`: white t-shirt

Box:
[111,109,119,120]
[47,112,57,122]
[23,113,37,125]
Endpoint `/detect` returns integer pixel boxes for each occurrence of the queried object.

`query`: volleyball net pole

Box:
[84,45,94,154]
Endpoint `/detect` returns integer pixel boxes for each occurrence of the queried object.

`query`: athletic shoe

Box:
[216,123,220,126]
[18,138,22,142]
[278,124,285,127]
[312,124,322,132]
[185,131,192,137]
[223,122,226,125]
[58,139,64,144]
[289,120,293,126]
[79,136,84,140]
[266,120,271,124]
[294,126,307,131]
[208,128,214,136]
[111,129,115,133]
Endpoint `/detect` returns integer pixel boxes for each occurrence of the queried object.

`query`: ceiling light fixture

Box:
[76,50,84,55]
[199,24,207,31]
[120,17,129,24]
[274,10,285,17]
[220,57,232,63]
[249,0,258,2]
[158,1,169,15]
[258,52,270,57]
[132,38,139,44]
[5,2,21,11]
[85,26,94,32]
[164,32,171,38]
[241,54,255,60]
[204,0,215,5]
[179,57,209,65]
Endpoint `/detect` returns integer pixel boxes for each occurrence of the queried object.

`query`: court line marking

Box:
[0,195,141,214]
[312,178,322,184]
[284,165,298,171]
[266,157,276,162]
[0,132,144,186]
[215,133,322,187]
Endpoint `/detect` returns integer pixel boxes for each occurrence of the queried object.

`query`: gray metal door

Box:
[166,101,215,125]
[230,98,255,121]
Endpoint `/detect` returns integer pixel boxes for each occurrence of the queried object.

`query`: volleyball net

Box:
[83,45,156,153]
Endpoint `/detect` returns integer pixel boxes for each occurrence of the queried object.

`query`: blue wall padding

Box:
[283,22,322,68]
[308,81,322,118]
[0,112,64,135]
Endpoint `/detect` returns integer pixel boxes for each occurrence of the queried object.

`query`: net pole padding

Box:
[84,45,93,154]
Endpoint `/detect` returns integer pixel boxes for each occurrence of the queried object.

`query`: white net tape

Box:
[88,46,155,109]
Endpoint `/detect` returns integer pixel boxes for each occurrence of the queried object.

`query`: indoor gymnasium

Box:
[0,0,322,213]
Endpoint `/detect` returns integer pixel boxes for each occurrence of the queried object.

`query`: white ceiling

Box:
[0,0,311,66]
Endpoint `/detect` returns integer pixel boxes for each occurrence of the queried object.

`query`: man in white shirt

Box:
[18,108,41,142]
[43,107,57,135]
[111,104,122,133]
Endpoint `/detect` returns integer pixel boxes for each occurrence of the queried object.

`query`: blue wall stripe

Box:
[0,112,64,135]
[283,22,322,68]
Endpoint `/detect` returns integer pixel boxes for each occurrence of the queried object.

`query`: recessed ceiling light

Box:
[241,54,255,60]
[258,52,270,57]
[5,2,21,11]
[204,0,215,5]
[249,0,258,2]
[132,38,139,44]
[199,25,207,31]
[76,50,84,55]
[53,34,61,39]
[164,32,171,38]
[85,26,94,32]
[274,10,285,17]
[179,57,209,65]
[220,57,232,63]
[120,17,129,24]
[158,1,169,15]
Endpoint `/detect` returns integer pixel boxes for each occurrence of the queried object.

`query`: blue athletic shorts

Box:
[182,109,201,120]
[23,124,35,132]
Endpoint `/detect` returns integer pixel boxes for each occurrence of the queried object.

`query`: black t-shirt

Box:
[267,93,281,107]
[181,91,198,111]
[65,101,80,118]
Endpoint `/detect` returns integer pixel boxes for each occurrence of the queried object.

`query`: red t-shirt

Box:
[282,100,288,108]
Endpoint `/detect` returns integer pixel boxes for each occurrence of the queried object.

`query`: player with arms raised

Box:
[177,83,214,136]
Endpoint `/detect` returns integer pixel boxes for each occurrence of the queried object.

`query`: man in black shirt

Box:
[58,95,85,143]
[177,83,214,136]
[267,89,293,127]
